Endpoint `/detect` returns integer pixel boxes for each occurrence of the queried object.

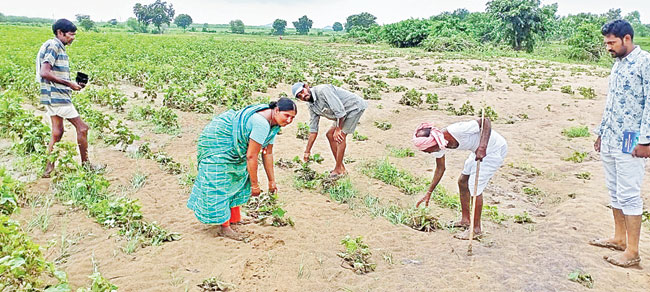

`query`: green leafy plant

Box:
[513,211,534,224]
[374,121,392,131]
[296,122,310,140]
[483,205,509,224]
[352,131,368,141]
[564,151,588,163]
[568,269,594,289]
[246,192,294,227]
[399,89,423,107]
[337,236,376,274]
[577,87,596,99]
[575,172,592,180]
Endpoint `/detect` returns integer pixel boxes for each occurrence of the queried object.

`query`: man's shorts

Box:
[601,151,646,215]
[462,144,508,197]
[45,104,79,119]
[333,109,365,134]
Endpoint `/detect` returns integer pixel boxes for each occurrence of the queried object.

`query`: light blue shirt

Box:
[596,46,650,152]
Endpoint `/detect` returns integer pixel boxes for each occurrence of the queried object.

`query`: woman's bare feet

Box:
[219,226,246,241]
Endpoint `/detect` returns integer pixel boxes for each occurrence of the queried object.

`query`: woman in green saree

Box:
[187,98,297,240]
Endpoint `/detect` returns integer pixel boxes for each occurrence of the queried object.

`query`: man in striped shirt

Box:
[36,19,97,177]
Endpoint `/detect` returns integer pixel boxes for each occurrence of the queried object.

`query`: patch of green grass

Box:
[130,171,148,190]
[508,162,543,176]
[388,146,415,158]
[564,151,588,163]
[323,177,358,204]
[523,186,543,197]
[361,159,426,196]
[562,126,590,138]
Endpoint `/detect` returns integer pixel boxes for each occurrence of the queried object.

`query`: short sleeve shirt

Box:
[247,113,275,145]
[36,38,72,105]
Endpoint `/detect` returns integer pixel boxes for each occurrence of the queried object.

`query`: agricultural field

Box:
[1,24,650,291]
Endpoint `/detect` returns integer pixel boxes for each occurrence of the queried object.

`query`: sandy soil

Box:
[8,49,650,291]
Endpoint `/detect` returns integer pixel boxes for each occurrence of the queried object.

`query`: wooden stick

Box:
[468,70,489,255]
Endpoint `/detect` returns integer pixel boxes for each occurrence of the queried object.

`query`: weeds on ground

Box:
[322,177,358,204]
[293,162,322,190]
[338,236,376,274]
[246,192,294,227]
[564,151,588,163]
[374,121,392,131]
[388,146,415,158]
[483,205,509,224]
[575,172,592,180]
[561,85,574,94]
[514,211,534,224]
[198,277,236,291]
[399,89,423,107]
[361,159,426,196]
[568,269,594,289]
[352,131,368,141]
[508,162,543,176]
[577,87,596,99]
[562,126,590,138]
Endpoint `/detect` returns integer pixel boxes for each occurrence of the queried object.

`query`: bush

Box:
[422,35,479,52]
[399,89,423,107]
[345,26,382,44]
[566,22,605,61]
[382,18,431,47]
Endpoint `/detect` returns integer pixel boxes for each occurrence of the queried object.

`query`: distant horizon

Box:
[1,0,649,28]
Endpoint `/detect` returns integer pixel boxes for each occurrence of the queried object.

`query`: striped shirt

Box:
[36,37,72,105]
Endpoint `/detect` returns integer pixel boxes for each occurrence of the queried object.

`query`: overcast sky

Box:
[2,0,649,27]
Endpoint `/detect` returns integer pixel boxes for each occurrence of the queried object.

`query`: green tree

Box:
[148,0,175,33]
[272,19,287,35]
[174,13,192,30]
[604,8,621,21]
[133,3,151,26]
[108,19,118,25]
[75,14,95,31]
[0,13,5,22]
[333,22,343,32]
[293,15,313,35]
[230,19,245,34]
[133,1,174,33]
[127,17,147,32]
[487,0,552,52]
[345,12,377,32]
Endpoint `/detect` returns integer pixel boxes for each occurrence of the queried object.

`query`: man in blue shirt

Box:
[591,19,650,268]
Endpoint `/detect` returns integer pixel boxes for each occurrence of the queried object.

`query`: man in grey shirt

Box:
[292,82,367,178]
